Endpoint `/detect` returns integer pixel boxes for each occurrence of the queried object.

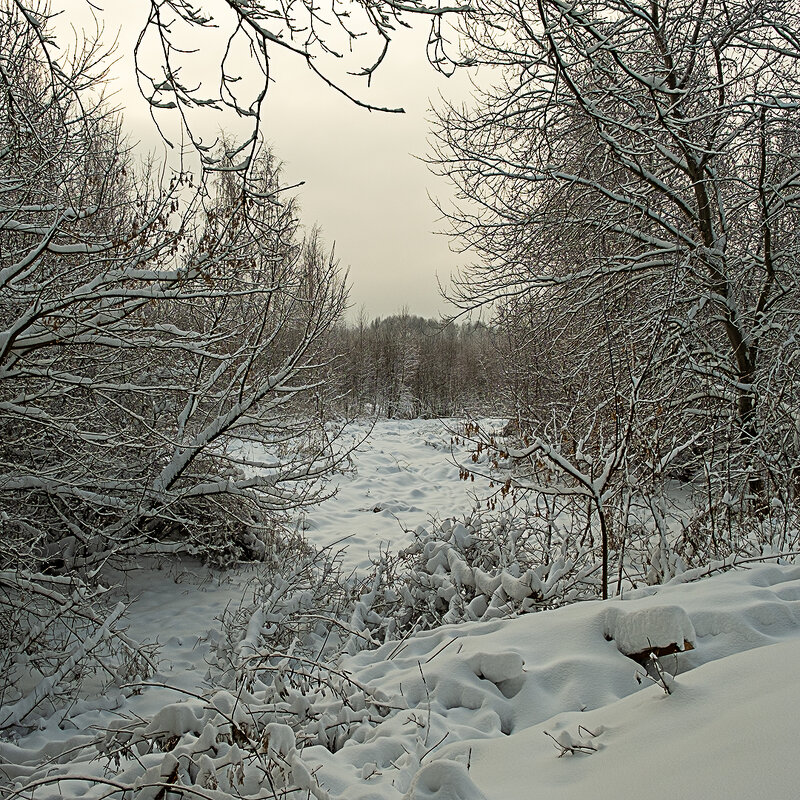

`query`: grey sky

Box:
[56,2,474,320]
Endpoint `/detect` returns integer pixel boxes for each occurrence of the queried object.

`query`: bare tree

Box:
[134,0,468,166]
[0,4,348,727]
[10,0,469,183]
[1,22,346,559]
[433,0,800,523]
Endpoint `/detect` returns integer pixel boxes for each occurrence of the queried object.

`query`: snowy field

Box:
[298,418,504,571]
[2,418,800,799]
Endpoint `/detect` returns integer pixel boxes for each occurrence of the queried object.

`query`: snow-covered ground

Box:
[302,418,503,571]
[2,419,799,799]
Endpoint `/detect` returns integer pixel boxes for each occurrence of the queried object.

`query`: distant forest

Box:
[328,312,500,419]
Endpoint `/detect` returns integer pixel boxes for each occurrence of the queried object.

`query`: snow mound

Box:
[470,651,525,684]
[470,637,800,800]
[404,760,488,800]
[603,604,696,657]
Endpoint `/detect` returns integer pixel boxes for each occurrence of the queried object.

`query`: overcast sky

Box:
[56,2,475,321]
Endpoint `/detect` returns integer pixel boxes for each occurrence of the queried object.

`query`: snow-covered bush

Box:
[208,543,399,749]
[345,477,800,644]
[669,496,800,572]
[0,572,156,735]
[93,691,337,799]
[85,545,399,799]
[449,419,800,599]
[347,513,602,644]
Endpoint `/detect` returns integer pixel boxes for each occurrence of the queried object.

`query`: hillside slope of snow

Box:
[2,419,798,800]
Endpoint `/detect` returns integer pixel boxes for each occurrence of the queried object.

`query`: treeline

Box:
[327,312,498,418]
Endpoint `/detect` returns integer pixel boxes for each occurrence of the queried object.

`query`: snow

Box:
[404,760,489,800]
[3,418,800,799]
[471,639,800,799]
[295,418,504,571]
[603,604,696,656]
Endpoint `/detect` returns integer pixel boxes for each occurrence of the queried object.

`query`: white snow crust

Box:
[603,604,697,655]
